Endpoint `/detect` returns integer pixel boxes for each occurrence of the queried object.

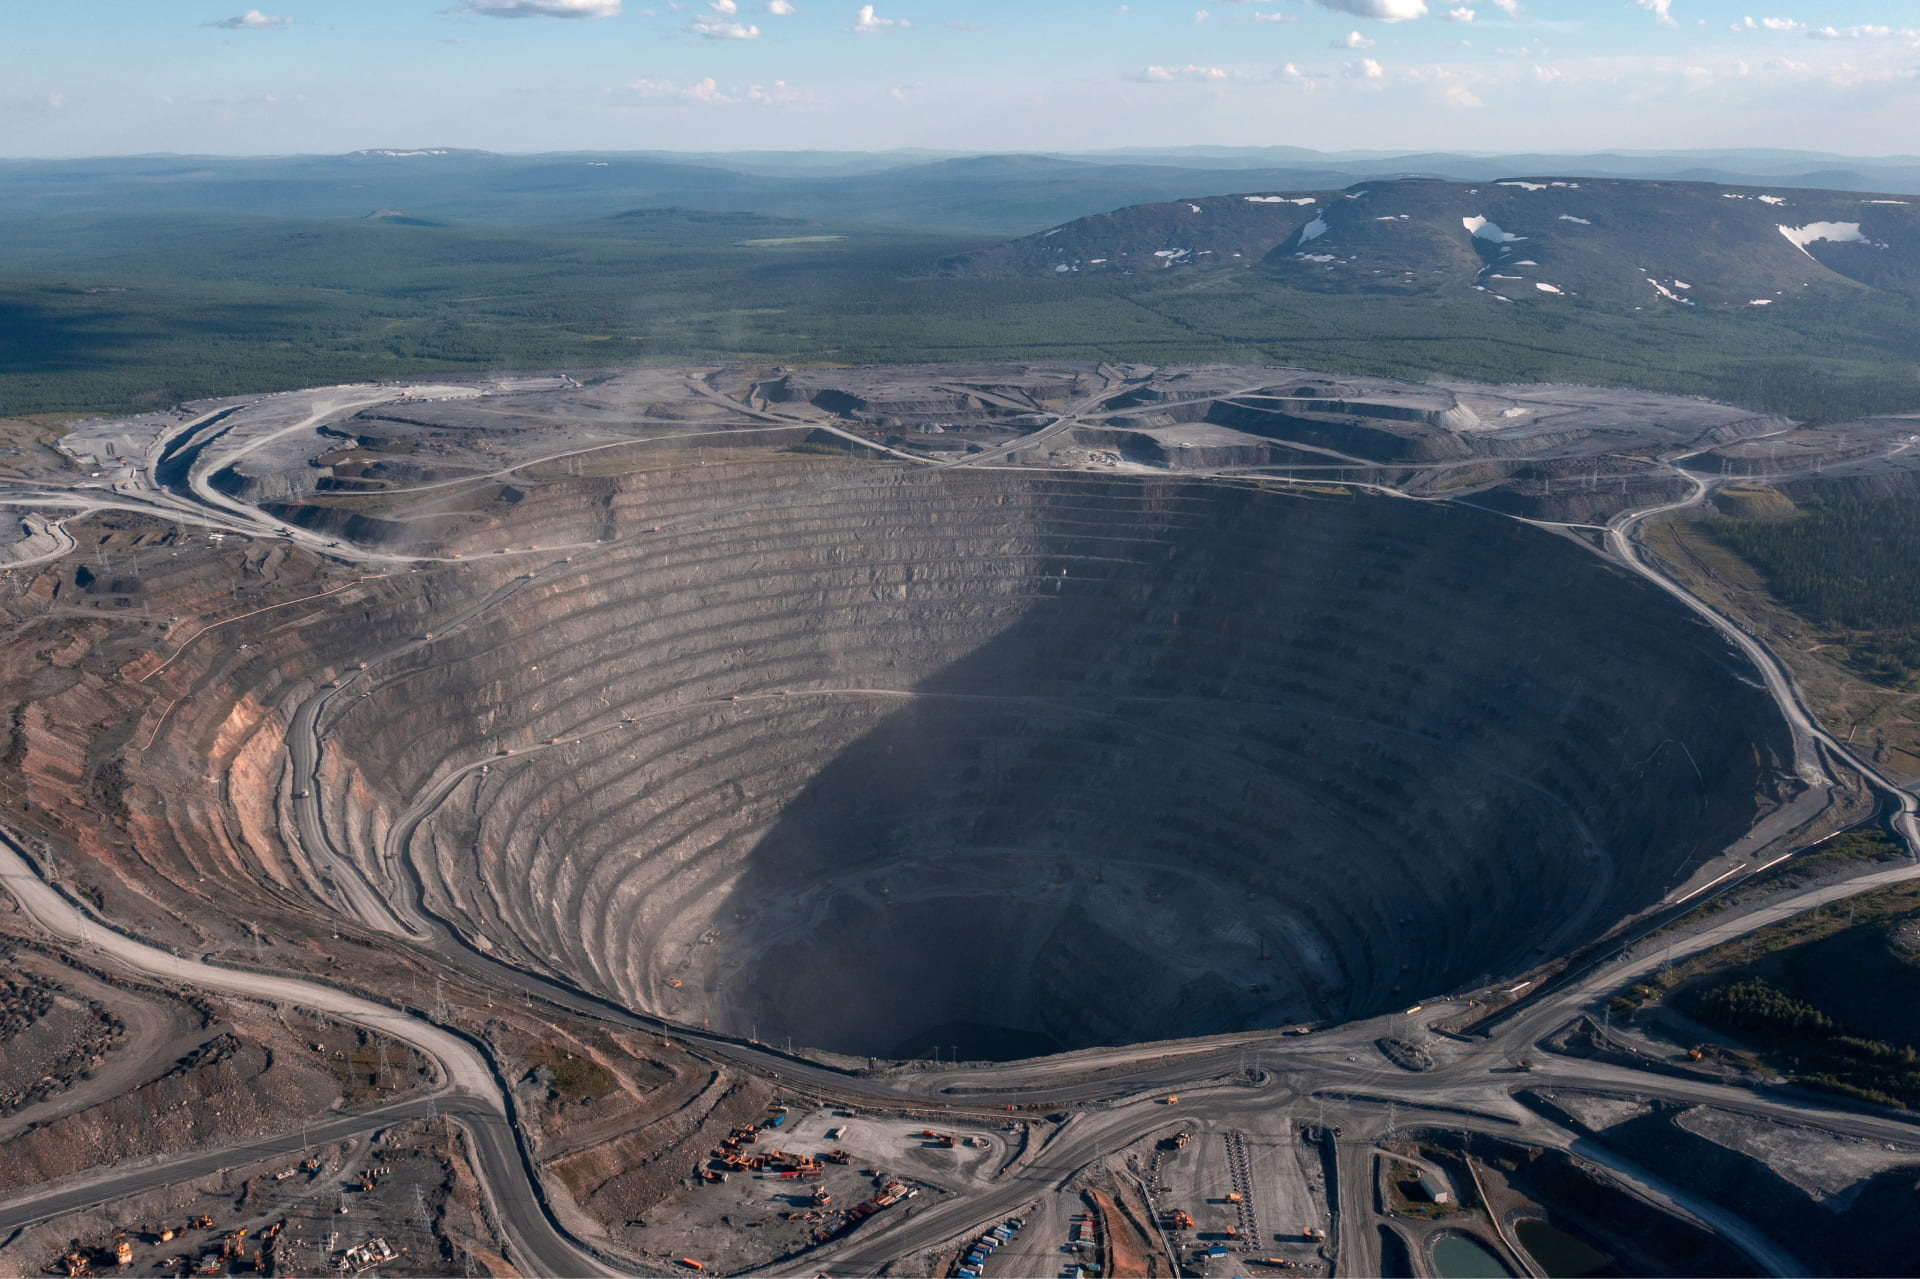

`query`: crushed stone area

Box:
[1674,1106,1920,1203]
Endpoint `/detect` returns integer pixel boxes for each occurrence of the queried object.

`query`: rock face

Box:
[318,459,1788,1057]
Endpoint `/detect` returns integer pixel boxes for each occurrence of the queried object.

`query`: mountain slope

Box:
[948,177,1920,313]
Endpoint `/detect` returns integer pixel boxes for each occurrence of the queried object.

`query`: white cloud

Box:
[766,0,795,10]
[204,9,294,28]
[446,0,621,15]
[1304,0,1427,20]
[747,79,805,102]
[1444,85,1482,106]
[1636,0,1676,27]
[1129,64,1229,81]
[688,16,759,35]
[1194,7,1210,20]
[1344,57,1386,79]
[1732,16,1803,32]
[1808,24,1912,40]
[1488,0,1518,12]
[707,0,736,11]
[1438,7,1476,22]
[629,75,766,103]
[1332,30,1375,48]
[849,4,906,31]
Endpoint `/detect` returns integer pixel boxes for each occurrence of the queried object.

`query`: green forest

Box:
[1681,974,1920,1109]
[4,210,1919,421]
[1706,495,1920,684]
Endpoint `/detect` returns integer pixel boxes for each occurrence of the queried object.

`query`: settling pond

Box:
[1431,1233,1512,1278]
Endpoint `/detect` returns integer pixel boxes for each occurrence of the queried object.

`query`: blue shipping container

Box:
[768,1115,785,1127]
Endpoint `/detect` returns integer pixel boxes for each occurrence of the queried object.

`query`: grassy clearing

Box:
[526,1042,617,1102]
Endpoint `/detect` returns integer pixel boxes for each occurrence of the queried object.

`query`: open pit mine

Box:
[3,361,1917,1278]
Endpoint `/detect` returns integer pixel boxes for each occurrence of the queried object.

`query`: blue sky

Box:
[4,1,1918,156]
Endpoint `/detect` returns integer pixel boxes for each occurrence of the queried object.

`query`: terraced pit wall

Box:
[302,459,1789,1057]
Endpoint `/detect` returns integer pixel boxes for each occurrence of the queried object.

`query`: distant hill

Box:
[4,149,1919,240]
[946,177,1920,311]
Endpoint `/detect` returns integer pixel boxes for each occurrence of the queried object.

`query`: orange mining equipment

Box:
[1171,1211,1195,1231]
